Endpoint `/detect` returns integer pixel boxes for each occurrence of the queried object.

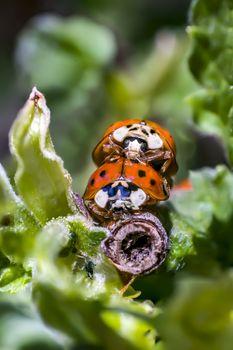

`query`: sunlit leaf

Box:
[9,88,74,224]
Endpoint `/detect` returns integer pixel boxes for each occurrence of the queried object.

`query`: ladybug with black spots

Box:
[92,119,178,178]
[83,157,170,221]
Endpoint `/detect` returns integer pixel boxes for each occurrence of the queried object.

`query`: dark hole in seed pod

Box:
[122,232,150,254]
[121,232,152,265]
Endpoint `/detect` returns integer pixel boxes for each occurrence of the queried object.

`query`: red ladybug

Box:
[92,119,178,178]
[83,157,170,220]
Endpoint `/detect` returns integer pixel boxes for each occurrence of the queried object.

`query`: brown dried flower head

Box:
[102,212,168,275]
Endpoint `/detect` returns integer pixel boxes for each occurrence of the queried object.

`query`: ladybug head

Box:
[113,123,164,152]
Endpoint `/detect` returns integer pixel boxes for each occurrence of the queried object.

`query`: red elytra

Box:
[83,157,169,203]
[92,119,177,177]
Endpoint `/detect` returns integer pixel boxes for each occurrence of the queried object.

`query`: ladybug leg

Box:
[72,192,92,219]
[85,201,112,223]
[144,149,171,162]
[160,157,178,176]
[133,155,146,165]
[102,153,120,164]
[102,136,123,163]
[144,150,177,176]
[103,135,122,155]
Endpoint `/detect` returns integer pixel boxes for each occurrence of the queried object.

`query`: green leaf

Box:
[0,163,39,265]
[0,265,31,293]
[9,88,74,224]
[33,215,121,297]
[0,163,39,293]
[188,0,233,165]
[32,216,158,349]
[188,0,233,88]
[167,166,233,273]
[156,275,233,350]
[0,294,64,349]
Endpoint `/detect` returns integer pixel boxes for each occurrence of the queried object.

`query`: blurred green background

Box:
[0,0,227,194]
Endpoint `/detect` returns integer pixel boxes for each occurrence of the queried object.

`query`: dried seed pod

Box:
[101,212,168,275]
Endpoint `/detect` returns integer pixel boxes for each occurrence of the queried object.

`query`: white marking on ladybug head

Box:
[147,133,163,149]
[130,189,147,208]
[94,190,109,208]
[113,126,129,142]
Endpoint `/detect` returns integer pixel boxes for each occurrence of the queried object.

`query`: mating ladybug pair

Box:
[83,119,178,221]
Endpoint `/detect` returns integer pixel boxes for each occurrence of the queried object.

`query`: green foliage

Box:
[0,162,38,293]
[0,294,64,349]
[0,0,233,349]
[167,165,233,275]
[188,0,233,165]
[156,275,233,350]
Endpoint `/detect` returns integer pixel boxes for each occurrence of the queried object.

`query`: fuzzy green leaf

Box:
[32,216,158,349]
[0,163,38,293]
[0,163,39,266]
[0,265,31,293]
[9,88,74,224]
[0,295,64,349]
[167,166,233,273]
[188,0,233,164]
[156,275,233,350]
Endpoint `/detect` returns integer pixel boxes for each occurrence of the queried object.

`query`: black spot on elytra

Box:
[129,127,138,131]
[100,170,106,178]
[126,124,132,128]
[90,178,95,185]
[138,170,146,177]
[150,129,156,134]
[150,179,156,186]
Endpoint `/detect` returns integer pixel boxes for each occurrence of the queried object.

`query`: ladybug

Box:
[83,158,170,220]
[92,119,178,178]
